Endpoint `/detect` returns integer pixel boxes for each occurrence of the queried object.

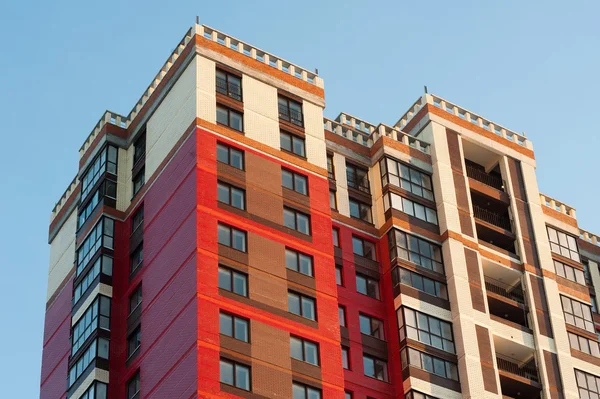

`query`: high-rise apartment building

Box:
[41,23,600,399]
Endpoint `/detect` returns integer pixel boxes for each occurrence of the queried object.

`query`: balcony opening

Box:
[494,336,541,399]
[483,258,529,328]
[471,190,516,254]
[465,160,504,191]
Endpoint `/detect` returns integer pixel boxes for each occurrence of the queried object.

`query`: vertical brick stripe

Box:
[475,325,498,394]
[447,129,474,237]
[465,248,486,312]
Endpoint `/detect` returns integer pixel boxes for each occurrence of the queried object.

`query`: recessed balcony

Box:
[494,336,541,399]
[483,259,529,329]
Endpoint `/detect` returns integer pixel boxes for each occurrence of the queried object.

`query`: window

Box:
[280,131,306,157]
[575,369,600,398]
[293,382,321,399]
[336,266,343,286]
[282,168,308,195]
[363,354,388,381]
[216,69,242,101]
[330,190,337,210]
[405,390,439,399]
[345,392,352,399]
[592,294,598,314]
[401,347,459,381]
[68,338,110,387]
[339,306,346,327]
[73,255,113,305]
[398,307,455,353]
[380,158,434,201]
[388,229,444,274]
[127,372,140,399]
[547,226,580,262]
[131,205,144,234]
[78,181,117,229]
[278,96,303,127]
[218,223,247,252]
[79,381,108,399]
[71,296,111,355]
[332,227,340,247]
[393,267,449,300]
[129,285,142,315]
[342,346,350,369]
[130,243,143,275]
[359,314,385,340]
[327,155,335,180]
[133,167,145,196]
[384,192,438,225]
[554,260,586,285]
[286,249,313,277]
[290,336,319,366]
[561,295,594,332]
[217,181,246,210]
[127,326,141,358]
[220,359,250,391]
[356,274,380,299]
[349,199,372,223]
[81,145,118,199]
[284,207,311,235]
[218,266,248,296]
[352,236,377,260]
[583,259,593,285]
[217,143,244,170]
[77,218,115,275]
[133,132,146,166]
[569,332,600,357]
[220,312,249,342]
[288,291,316,320]
[346,164,370,194]
[216,105,243,131]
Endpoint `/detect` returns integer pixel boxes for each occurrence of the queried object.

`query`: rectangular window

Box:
[288,291,316,320]
[384,192,438,225]
[561,295,594,332]
[216,69,242,101]
[400,347,459,381]
[77,218,115,275]
[336,266,343,286]
[388,229,444,274]
[130,243,143,275]
[363,354,388,381]
[327,155,335,180]
[217,142,244,170]
[217,181,246,210]
[71,295,111,355]
[81,145,118,200]
[330,190,337,210]
[284,207,311,235]
[280,131,306,157]
[356,274,380,299]
[78,180,116,229]
[547,226,580,262]
[393,267,449,300]
[216,105,243,131]
[278,96,303,127]
[346,164,370,194]
[398,307,455,353]
[127,326,141,358]
[220,358,251,391]
[79,381,108,399]
[349,198,372,223]
[583,259,593,285]
[568,332,600,357]
[218,223,247,252]
[218,266,248,296]
[73,255,113,305]
[592,294,598,314]
[332,227,340,247]
[380,158,434,201]
[339,306,346,327]
[129,285,142,315]
[575,369,600,398]
[290,336,319,366]
[292,382,321,399]
[342,346,350,369]
[220,312,249,342]
[282,168,308,195]
[286,248,313,277]
[131,205,144,234]
[359,313,385,340]
[133,167,145,196]
[126,371,140,399]
[352,236,377,260]
[68,338,110,387]
[133,132,146,166]
[554,260,586,285]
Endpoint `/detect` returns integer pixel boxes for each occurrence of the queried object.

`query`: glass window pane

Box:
[280,133,292,151]
[231,189,244,209]
[232,229,246,252]
[290,337,303,360]
[230,112,243,131]
[236,365,250,389]
[292,137,305,157]
[284,209,295,229]
[233,273,247,296]
[288,293,300,314]
[305,342,318,365]
[216,107,228,125]
[295,175,307,195]
[220,313,233,336]
[234,318,248,342]
[218,183,229,204]
[282,170,294,190]
[230,149,243,169]
[218,225,230,246]
[302,297,315,320]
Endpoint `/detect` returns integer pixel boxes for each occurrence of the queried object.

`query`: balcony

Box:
[483,259,529,329]
[494,336,541,399]
[465,160,504,191]
[346,171,370,194]
[216,76,242,101]
[473,205,511,231]
[278,104,304,127]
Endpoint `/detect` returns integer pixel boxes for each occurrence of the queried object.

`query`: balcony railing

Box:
[278,104,303,127]
[216,76,242,101]
[496,356,539,383]
[466,163,504,191]
[346,171,370,194]
[485,279,525,304]
[473,205,512,231]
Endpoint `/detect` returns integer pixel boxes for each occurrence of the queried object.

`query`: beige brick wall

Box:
[332,152,350,217]
[196,55,216,123]
[242,75,279,150]
[302,101,327,170]
[47,210,77,301]
[116,146,133,212]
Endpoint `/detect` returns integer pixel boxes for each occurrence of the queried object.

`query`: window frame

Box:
[398,307,455,354]
[384,192,438,225]
[216,105,244,132]
[127,326,141,359]
[132,167,145,196]
[359,313,385,340]
[133,132,146,166]
[281,168,308,195]
[290,336,320,366]
[568,331,600,357]
[388,229,444,274]
[217,181,246,210]
[363,353,389,382]
[285,248,314,277]
[71,295,111,355]
[216,142,244,170]
[280,130,306,157]
[352,236,377,260]
[330,190,338,210]
[342,346,350,369]
[547,226,580,262]
[130,242,143,275]
[77,217,115,276]
[288,291,317,321]
[393,267,449,300]
[575,368,600,398]
[80,144,118,200]
[126,371,140,399]
[218,265,249,297]
[283,207,311,235]
[356,273,380,299]
[131,205,144,234]
[401,347,459,382]
[346,163,370,194]
[220,311,250,343]
[349,198,372,223]
[332,227,340,248]
[220,358,251,391]
[218,223,248,252]
[554,259,586,285]
[278,96,304,127]
[327,155,335,180]
[561,294,594,332]
[380,157,434,201]
[216,69,242,101]
[339,305,347,327]
[129,285,142,315]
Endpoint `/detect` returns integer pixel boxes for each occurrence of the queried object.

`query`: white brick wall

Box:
[196,55,216,123]
[333,153,350,217]
[302,101,326,170]
[242,75,279,149]
[116,146,133,211]
[47,210,77,301]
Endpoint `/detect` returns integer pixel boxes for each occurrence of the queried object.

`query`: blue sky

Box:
[0,0,598,396]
